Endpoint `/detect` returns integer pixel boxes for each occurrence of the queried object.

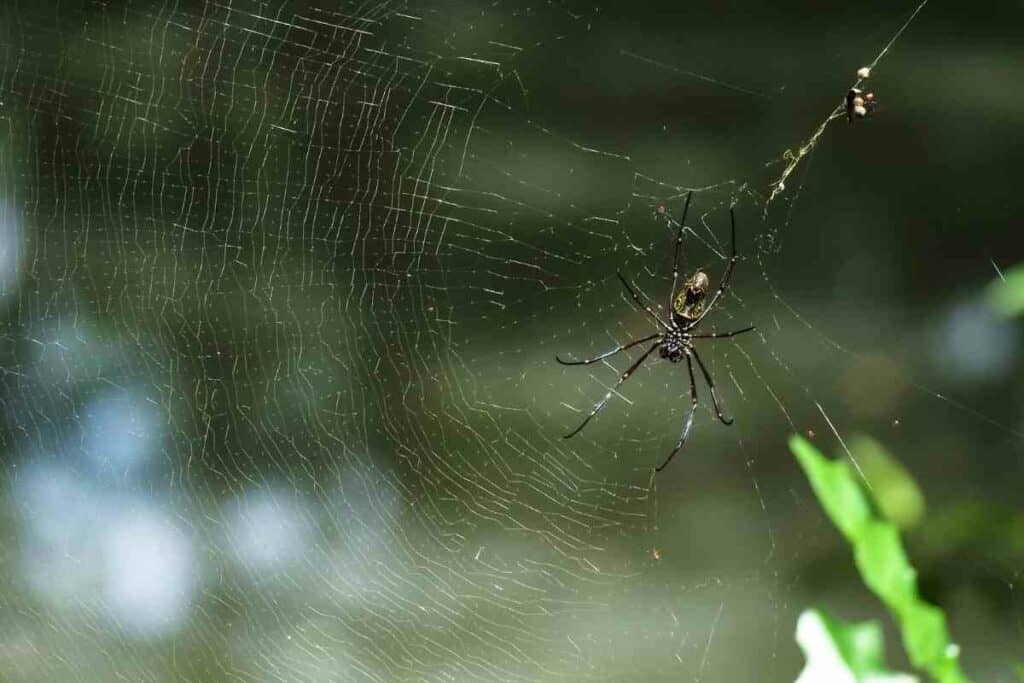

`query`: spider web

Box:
[1,1,1022,681]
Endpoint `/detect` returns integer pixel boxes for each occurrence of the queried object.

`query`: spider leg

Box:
[655,352,699,472]
[556,332,661,366]
[690,347,733,426]
[688,325,755,340]
[691,207,738,327]
[563,340,661,439]
[669,191,694,313]
[617,271,670,330]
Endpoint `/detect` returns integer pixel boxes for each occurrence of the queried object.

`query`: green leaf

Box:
[853,521,916,611]
[789,434,871,540]
[789,435,969,683]
[900,602,953,671]
[795,608,916,683]
[849,435,926,529]
[986,262,1024,317]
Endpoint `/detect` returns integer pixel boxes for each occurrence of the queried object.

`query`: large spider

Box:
[557,193,756,472]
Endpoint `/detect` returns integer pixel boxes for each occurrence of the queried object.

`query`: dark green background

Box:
[0,0,1021,680]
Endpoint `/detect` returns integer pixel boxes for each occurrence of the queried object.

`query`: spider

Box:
[556,192,755,472]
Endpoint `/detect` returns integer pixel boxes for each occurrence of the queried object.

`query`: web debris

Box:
[763,0,932,215]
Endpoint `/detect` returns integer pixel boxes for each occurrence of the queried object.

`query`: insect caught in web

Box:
[556,193,756,472]
[846,66,877,121]
[846,87,877,121]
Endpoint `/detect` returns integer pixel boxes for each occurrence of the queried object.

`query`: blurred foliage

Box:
[849,435,926,530]
[795,608,915,683]
[915,501,1024,559]
[790,435,968,683]
[986,262,1024,317]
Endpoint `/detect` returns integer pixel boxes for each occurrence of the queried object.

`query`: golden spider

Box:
[557,193,755,471]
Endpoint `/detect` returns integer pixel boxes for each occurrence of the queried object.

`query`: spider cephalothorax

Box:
[556,192,755,472]
[659,329,688,363]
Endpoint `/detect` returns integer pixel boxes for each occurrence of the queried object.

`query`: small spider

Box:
[557,193,756,472]
[846,87,877,121]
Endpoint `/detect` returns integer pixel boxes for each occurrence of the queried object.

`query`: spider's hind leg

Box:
[563,340,661,439]
[555,333,661,366]
[655,352,699,472]
[690,347,733,426]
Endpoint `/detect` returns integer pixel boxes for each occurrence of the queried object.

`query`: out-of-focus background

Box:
[0,1,1021,680]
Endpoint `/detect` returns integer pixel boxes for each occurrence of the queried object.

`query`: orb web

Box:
[1,1,1020,681]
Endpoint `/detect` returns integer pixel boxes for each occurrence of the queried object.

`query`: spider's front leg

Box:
[616,272,670,330]
[691,207,739,326]
[669,191,694,313]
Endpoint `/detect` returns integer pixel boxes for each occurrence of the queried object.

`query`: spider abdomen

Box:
[672,271,710,322]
